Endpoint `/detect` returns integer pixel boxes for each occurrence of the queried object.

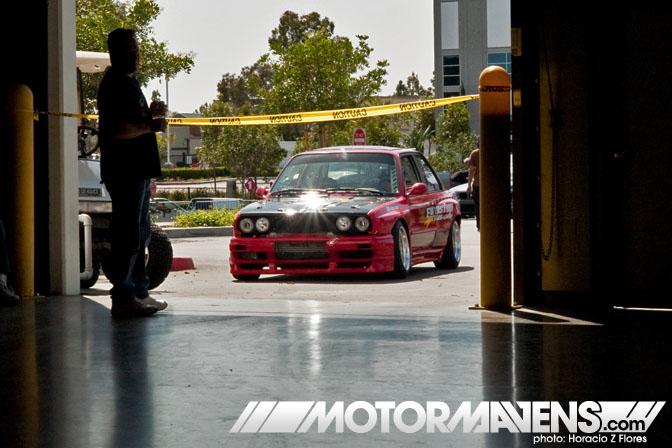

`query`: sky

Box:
[142,0,435,114]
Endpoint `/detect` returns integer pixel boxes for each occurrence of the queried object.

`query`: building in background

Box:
[433,0,511,132]
[166,112,203,167]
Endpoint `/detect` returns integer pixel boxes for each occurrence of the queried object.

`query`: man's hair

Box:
[107,28,136,56]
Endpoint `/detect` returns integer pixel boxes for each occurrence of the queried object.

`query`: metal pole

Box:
[472,66,514,310]
[166,76,171,166]
[7,84,35,297]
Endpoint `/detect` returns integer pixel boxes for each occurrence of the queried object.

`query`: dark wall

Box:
[513,0,672,308]
[602,6,672,306]
[3,1,51,293]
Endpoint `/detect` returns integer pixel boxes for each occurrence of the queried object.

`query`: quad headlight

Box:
[238,216,271,234]
[334,215,370,233]
[335,216,352,232]
[354,216,371,232]
[239,217,255,233]
[255,217,270,233]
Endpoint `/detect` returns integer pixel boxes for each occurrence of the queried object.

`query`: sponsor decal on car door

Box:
[401,156,435,251]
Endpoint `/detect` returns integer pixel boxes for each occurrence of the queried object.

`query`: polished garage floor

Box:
[1,294,671,447]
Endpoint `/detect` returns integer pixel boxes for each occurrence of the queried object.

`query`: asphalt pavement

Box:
[92,218,485,318]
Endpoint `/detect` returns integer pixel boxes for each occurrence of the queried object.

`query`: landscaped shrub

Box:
[172,208,239,227]
[159,167,230,181]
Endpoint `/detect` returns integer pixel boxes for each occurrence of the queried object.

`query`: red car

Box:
[229,146,461,280]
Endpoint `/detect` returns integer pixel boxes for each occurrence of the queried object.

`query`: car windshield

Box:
[270,152,399,195]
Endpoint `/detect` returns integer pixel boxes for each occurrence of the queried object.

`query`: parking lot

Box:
[89,218,483,318]
[6,218,669,447]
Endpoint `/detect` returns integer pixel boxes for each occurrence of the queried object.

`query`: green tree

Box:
[394,72,433,97]
[330,115,404,148]
[156,132,175,164]
[76,0,194,113]
[216,60,274,111]
[197,102,285,187]
[394,73,435,151]
[268,11,335,52]
[428,103,477,172]
[403,123,434,152]
[262,16,389,149]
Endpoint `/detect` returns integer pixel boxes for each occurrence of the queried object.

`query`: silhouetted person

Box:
[467,144,480,231]
[97,28,168,318]
[0,219,20,305]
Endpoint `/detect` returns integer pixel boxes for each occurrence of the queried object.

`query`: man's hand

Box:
[149,100,168,118]
[466,184,472,195]
[149,118,167,133]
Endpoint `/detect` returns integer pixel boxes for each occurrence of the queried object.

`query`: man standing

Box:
[466,142,480,231]
[98,28,168,318]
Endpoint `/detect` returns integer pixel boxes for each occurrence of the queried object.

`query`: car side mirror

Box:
[408,182,428,196]
[256,186,270,198]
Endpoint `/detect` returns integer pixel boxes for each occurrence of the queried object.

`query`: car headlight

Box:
[255,217,270,233]
[239,217,254,233]
[354,216,370,232]
[335,216,352,232]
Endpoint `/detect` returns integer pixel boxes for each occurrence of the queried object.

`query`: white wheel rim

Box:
[452,221,461,262]
[399,226,411,271]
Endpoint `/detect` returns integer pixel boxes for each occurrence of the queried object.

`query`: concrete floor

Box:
[1,220,671,447]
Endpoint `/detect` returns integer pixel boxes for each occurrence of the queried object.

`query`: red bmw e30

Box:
[229,146,461,280]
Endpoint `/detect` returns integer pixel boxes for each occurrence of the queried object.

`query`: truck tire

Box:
[100,225,173,290]
[147,223,173,290]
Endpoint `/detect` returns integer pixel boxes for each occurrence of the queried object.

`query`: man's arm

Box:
[467,165,475,195]
[98,76,167,139]
[113,118,166,140]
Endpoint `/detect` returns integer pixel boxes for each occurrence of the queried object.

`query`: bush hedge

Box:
[159,167,230,181]
[172,208,239,228]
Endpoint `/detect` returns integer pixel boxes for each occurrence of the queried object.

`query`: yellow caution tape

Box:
[32,110,100,121]
[168,95,478,126]
[32,94,478,126]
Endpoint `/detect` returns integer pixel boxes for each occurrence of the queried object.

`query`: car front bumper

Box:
[230,234,395,276]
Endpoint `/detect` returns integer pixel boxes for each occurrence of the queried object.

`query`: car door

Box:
[412,154,447,250]
[401,155,434,252]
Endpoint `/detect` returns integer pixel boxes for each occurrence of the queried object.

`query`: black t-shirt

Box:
[97,68,161,183]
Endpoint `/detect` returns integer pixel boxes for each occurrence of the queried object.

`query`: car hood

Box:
[448,183,468,193]
[239,193,397,216]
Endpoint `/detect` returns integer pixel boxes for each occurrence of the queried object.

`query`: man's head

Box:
[107,28,139,75]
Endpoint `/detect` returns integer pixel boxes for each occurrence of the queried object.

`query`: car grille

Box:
[275,241,328,260]
[270,213,338,234]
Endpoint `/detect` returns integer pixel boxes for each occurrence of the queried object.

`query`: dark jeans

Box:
[105,179,151,302]
[0,220,9,274]
[472,186,480,230]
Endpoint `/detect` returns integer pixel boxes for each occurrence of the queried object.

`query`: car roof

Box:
[297,146,417,155]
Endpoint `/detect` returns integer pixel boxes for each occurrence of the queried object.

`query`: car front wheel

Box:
[392,221,412,278]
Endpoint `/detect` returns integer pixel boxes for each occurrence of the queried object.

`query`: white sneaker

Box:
[139,295,168,311]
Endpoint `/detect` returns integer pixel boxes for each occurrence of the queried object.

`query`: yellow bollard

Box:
[471,66,514,310]
[6,84,35,298]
